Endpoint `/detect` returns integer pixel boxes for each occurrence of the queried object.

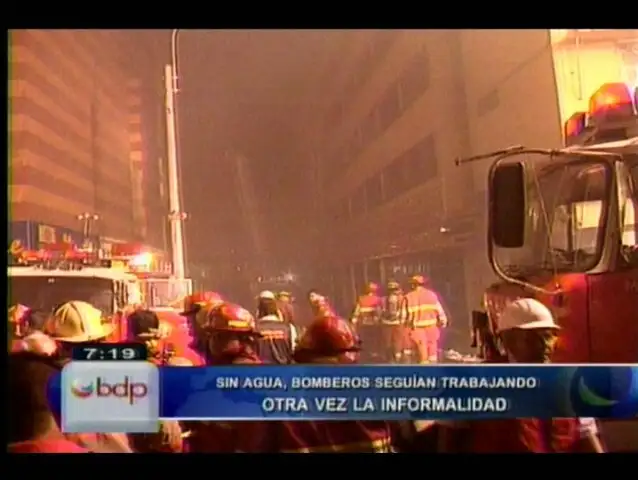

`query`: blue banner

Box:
[48,365,638,422]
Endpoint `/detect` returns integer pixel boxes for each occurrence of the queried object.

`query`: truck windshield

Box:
[495,157,611,275]
[9,277,115,314]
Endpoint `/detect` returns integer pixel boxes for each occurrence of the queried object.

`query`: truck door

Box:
[588,161,638,362]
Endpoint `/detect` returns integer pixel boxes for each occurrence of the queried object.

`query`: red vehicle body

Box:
[468,83,638,451]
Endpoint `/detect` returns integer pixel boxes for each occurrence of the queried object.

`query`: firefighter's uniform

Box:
[269,314,394,452]
[382,281,406,363]
[400,275,448,364]
[351,283,383,362]
[256,313,294,364]
[186,302,267,453]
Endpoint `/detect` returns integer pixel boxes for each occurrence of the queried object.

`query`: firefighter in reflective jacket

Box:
[256,290,294,364]
[351,282,383,361]
[382,281,406,363]
[266,314,395,453]
[186,302,267,453]
[400,275,447,364]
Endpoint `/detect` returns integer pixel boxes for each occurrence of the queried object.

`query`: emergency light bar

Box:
[588,82,636,122]
[9,245,110,269]
[564,83,637,146]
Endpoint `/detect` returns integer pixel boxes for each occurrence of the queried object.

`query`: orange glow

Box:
[588,83,635,119]
[564,112,587,139]
[129,252,153,268]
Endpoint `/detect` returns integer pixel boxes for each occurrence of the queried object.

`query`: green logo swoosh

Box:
[578,377,618,407]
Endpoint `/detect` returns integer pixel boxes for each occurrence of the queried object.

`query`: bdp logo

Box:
[70,376,148,405]
[567,367,638,418]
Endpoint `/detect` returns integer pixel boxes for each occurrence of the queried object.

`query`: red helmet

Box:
[296,315,360,356]
[181,291,223,316]
[206,302,259,335]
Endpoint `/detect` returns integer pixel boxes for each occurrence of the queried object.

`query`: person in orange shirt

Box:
[400,275,447,364]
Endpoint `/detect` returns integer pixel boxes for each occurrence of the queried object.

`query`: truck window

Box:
[494,157,610,274]
[9,277,116,315]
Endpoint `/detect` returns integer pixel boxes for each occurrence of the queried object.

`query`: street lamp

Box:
[164,28,188,280]
[77,212,99,250]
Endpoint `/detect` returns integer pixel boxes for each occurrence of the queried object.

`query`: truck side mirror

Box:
[489,162,526,248]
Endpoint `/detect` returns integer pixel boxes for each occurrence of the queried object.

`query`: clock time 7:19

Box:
[72,343,148,361]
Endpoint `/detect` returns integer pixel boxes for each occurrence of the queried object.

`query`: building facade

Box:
[9,30,169,259]
[313,30,563,340]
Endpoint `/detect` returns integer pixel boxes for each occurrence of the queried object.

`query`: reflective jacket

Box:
[352,294,382,326]
[256,314,294,364]
[400,287,447,328]
[382,293,404,325]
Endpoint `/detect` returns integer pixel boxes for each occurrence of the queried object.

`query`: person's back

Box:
[256,314,293,364]
[8,352,89,453]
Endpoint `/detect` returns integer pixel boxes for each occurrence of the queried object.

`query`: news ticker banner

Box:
[49,364,638,433]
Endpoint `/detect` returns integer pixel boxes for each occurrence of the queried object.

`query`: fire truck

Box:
[462,82,637,451]
[8,244,143,334]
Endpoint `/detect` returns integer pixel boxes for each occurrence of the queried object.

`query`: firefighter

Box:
[43,301,133,453]
[9,304,30,340]
[264,314,395,452]
[381,281,406,363]
[180,291,224,355]
[186,302,267,452]
[122,308,187,453]
[439,298,604,453]
[351,282,383,362]
[400,275,447,365]
[255,290,294,364]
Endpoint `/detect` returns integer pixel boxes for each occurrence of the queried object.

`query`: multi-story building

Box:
[310,30,563,338]
[8,29,169,261]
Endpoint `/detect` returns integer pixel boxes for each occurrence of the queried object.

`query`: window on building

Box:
[383,154,409,202]
[377,83,402,134]
[405,134,438,188]
[365,173,384,210]
[398,50,430,111]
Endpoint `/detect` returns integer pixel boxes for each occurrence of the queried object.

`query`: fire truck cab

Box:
[8,247,142,320]
[469,82,637,452]
[475,82,637,363]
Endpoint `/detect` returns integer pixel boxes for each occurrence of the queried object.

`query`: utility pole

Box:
[164,30,187,280]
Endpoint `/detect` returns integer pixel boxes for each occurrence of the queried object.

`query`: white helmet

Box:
[498,298,560,333]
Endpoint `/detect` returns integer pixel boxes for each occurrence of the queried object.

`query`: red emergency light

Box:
[588,83,636,122]
[564,111,588,140]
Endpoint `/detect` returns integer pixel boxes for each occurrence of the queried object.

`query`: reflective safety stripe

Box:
[382,320,401,325]
[413,319,437,327]
[261,330,287,339]
[282,437,394,453]
[358,307,375,313]
[407,304,440,313]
